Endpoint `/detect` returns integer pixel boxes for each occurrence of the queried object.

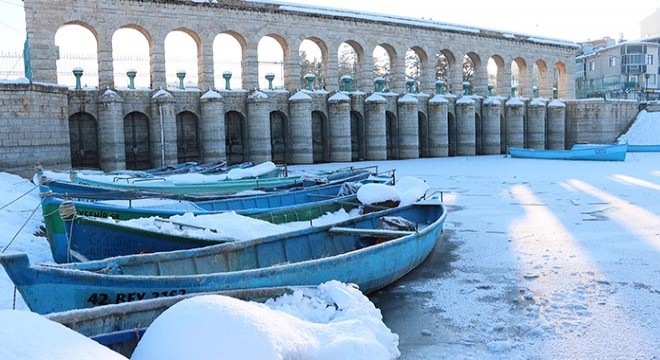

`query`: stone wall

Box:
[564,99,639,145]
[0,83,70,177]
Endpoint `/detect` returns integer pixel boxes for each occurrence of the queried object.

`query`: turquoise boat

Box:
[47,286,304,357]
[627,144,660,152]
[1,200,447,314]
[508,143,627,161]
[40,170,383,263]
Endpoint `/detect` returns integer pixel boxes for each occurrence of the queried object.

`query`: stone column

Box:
[150,89,178,167]
[328,92,352,162]
[481,97,502,155]
[283,43,302,91]
[288,91,313,164]
[473,60,489,97]
[200,90,226,162]
[242,43,260,90]
[397,94,420,159]
[504,98,525,149]
[499,62,512,98]
[150,33,167,90]
[357,52,374,92]
[364,93,387,160]
[389,54,405,93]
[428,94,449,157]
[527,99,547,149]
[97,29,115,90]
[456,96,476,156]
[325,47,339,92]
[547,99,566,150]
[419,60,436,95]
[198,35,215,91]
[448,55,464,97]
[246,91,271,163]
[96,89,125,171]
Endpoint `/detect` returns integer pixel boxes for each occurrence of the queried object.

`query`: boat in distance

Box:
[507,143,627,161]
[1,199,447,314]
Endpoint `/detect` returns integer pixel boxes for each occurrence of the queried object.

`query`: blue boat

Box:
[1,200,447,314]
[627,144,660,152]
[508,143,627,161]
[47,286,305,357]
[59,194,367,261]
[41,170,384,263]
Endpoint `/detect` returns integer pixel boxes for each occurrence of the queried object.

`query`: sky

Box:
[0,111,658,358]
[0,0,658,53]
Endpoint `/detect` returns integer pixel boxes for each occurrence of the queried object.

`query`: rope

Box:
[1,202,41,254]
[12,287,17,310]
[0,183,38,211]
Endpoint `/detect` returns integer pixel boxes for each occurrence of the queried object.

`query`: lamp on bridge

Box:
[304,73,316,91]
[176,70,186,90]
[265,72,275,90]
[72,67,83,90]
[341,75,352,92]
[126,69,137,90]
[223,71,232,91]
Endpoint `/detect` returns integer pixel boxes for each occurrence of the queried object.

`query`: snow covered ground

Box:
[0,111,658,358]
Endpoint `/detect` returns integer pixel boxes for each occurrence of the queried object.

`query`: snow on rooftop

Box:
[365,93,387,103]
[429,94,449,104]
[548,99,566,107]
[200,89,222,100]
[398,94,419,104]
[289,91,312,101]
[483,97,501,106]
[151,88,172,99]
[456,95,475,105]
[328,92,351,102]
[506,97,525,107]
[249,90,269,100]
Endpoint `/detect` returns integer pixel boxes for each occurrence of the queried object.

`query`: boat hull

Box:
[1,201,446,314]
[508,143,627,161]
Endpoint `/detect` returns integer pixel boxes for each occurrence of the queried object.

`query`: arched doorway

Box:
[69,112,99,169]
[448,112,457,157]
[475,113,483,155]
[312,111,328,163]
[176,111,200,163]
[386,111,398,159]
[124,112,151,170]
[270,111,288,164]
[418,111,429,158]
[350,111,364,161]
[225,111,246,165]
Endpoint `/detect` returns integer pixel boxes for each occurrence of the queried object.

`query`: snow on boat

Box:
[507,143,627,161]
[1,199,447,314]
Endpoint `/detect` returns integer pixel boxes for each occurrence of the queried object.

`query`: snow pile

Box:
[226,161,278,179]
[132,281,399,360]
[618,110,660,145]
[357,176,428,205]
[0,310,128,360]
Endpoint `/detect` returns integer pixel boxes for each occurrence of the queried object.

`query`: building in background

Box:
[640,8,660,38]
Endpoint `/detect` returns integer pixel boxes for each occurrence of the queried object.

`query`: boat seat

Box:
[328,227,414,239]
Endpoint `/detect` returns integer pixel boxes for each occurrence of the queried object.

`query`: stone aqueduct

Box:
[5,0,609,174]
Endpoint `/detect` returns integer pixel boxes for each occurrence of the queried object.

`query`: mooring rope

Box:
[12,287,17,310]
[1,202,41,254]
[0,183,38,211]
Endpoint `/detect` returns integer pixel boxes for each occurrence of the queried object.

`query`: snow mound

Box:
[132,281,399,360]
[618,110,660,145]
[226,161,278,179]
[395,176,429,205]
[357,183,400,205]
[357,177,428,206]
[0,310,127,360]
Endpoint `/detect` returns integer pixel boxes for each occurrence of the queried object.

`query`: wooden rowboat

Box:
[508,143,627,161]
[1,200,447,314]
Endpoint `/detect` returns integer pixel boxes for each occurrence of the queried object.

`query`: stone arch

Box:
[312,110,329,163]
[533,59,549,97]
[338,41,363,90]
[112,26,152,89]
[270,110,289,164]
[511,57,528,97]
[124,111,151,170]
[475,112,483,155]
[385,110,398,159]
[225,111,247,165]
[373,44,396,89]
[488,54,506,96]
[176,111,200,163]
[299,37,328,90]
[55,22,99,87]
[405,46,428,92]
[213,31,246,90]
[350,110,365,161]
[164,29,199,88]
[69,112,99,169]
[436,49,457,93]
[258,34,287,89]
[554,62,568,99]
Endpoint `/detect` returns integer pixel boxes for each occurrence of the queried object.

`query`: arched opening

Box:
[338,42,360,90]
[312,111,328,163]
[511,57,528,97]
[214,32,244,90]
[554,62,568,99]
[55,23,99,88]
[123,112,151,170]
[500,113,506,154]
[69,112,99,169]
[112,27,150,89]
[350,111,365,161]
[176,111,200,163]
[448,111,457,157]
[488,55,506,96]
[373,45,391,89]
[405,48,422,92]
[475,113,483,155]
[225,111,246,165]
[165,30,198,89]
[258,36,285,89]
[418,111,429,157]
[533,60,548,97]
[436,50,456,93]
[463,54,475,84]
[299,38,325,90]
[270,111,288,164]
[386,111,398,159]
